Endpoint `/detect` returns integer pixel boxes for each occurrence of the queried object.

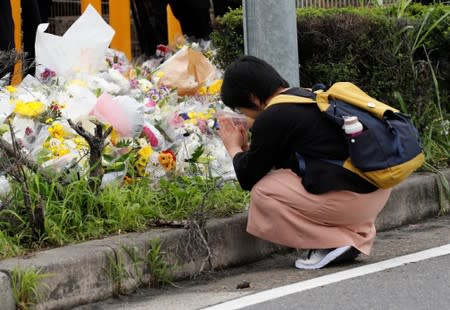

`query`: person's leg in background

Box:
[169,0,212,40]
[131,0,169,57]
[37,0,52,23]
[21,0,42,76]
[0,0,16,82]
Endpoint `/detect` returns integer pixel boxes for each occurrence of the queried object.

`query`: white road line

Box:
[202,244,450,310]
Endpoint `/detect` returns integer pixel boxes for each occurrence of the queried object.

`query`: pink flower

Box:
[50,104,60,111]
[146,100,157,108]
[197,119,208,134]
[25,127,33,136]
[168,113,184,129]
[143,127,159,147]
[130,79,139,89]
[40,68,56,81]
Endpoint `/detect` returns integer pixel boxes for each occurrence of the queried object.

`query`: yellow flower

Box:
[184,118,197,125]
[45,118,54,124]
[155,71,164,78]
[197,112,207,120]
[14,100,46,118]
[198,86,207,95]
[135,157,148,168]
[73,136,88,150]
[110,128,119,145]
[138,146,153,159]
[48,123,67,139]
[207,79,223,95]
[137,166,147,176]
[50,144,70,157]
[6,86,17,93]
[206,108,216,118]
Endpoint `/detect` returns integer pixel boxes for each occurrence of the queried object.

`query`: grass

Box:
[147,238,175,288]
[0,171,249,259]
[11,266,51,310]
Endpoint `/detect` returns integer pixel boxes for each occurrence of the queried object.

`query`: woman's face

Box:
[234,93,265,120]
[234,107,262,120]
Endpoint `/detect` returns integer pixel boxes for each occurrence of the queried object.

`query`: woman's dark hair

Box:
[220,55,289,111]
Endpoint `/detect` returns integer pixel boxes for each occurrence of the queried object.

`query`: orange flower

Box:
[123,175,133,185]
[158,149,176,171]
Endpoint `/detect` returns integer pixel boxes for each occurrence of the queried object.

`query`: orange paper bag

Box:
[158,47,216,96]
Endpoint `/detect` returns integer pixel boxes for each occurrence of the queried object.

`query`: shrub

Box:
[211,4,449,169]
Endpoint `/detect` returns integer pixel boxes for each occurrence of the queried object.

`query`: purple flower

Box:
[40,68,56,81]
[130,79,139,89]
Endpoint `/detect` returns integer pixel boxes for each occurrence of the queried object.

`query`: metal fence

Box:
[295,0,398,7]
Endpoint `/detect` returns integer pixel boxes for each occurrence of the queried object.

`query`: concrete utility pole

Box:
[243,0,299,87]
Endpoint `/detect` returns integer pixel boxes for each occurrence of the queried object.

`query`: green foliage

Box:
[11,266,50,310]
[0,231,23,258]
[0,170,248,258]
[105,252,130,296]
[210,7,244,70]
[146,238,174,288]
[211,4,449,169]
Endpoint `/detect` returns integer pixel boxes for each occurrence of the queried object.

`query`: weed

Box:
[0,231,23,258]
[11,266,51,310]
[104,252,130,296]
[122,245,145,288]
[146,238,175,288]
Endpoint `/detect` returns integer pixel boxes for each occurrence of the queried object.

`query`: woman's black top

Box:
[232,87,377,194]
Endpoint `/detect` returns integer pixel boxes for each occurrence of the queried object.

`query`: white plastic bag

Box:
[35,5,115,77]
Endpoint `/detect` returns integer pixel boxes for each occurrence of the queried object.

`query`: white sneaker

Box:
[295,245,352,270]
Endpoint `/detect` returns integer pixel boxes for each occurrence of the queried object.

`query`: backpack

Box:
[266,82,425,189]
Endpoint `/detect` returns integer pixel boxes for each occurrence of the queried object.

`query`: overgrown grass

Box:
[11,266,51,310]
[146,238,175,288]
[0,172,249,259]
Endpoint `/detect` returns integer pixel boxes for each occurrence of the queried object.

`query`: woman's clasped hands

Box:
[217,117,249,158]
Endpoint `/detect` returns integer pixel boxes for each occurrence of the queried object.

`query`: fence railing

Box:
[296,0,398,7]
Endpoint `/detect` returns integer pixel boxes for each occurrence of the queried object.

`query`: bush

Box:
[211,4,449,107]
[211,3,449,168]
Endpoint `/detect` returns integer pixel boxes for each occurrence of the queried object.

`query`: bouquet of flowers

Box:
[0,6,238,196]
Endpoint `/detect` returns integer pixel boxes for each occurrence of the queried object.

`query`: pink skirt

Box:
[247,169,391,255]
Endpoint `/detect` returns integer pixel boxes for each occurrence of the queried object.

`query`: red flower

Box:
[161,149,176,161]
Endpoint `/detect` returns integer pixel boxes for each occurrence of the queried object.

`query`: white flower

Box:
[107,68,130,93]
[138,79,153,93]
[0,175,11,196]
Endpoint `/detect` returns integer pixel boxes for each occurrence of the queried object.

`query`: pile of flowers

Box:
[0,44,238,191]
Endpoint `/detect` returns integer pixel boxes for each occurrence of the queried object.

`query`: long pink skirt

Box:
[247,169,391,255]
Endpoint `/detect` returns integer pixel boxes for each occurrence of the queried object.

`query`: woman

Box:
[217,56,391,269]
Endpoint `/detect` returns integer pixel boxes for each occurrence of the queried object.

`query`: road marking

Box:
[202,244,450,310]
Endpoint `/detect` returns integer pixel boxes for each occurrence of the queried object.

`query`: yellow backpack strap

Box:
[318,82,399,119]
[266,94,316,109]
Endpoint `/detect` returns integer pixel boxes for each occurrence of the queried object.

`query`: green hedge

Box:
[210,4,449,112]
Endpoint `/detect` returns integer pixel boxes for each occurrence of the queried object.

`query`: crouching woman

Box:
[217,56,391,269]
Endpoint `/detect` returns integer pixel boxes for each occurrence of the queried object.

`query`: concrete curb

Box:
[0,170,448,309]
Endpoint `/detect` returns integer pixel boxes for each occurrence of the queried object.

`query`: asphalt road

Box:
[77,215,450,310]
